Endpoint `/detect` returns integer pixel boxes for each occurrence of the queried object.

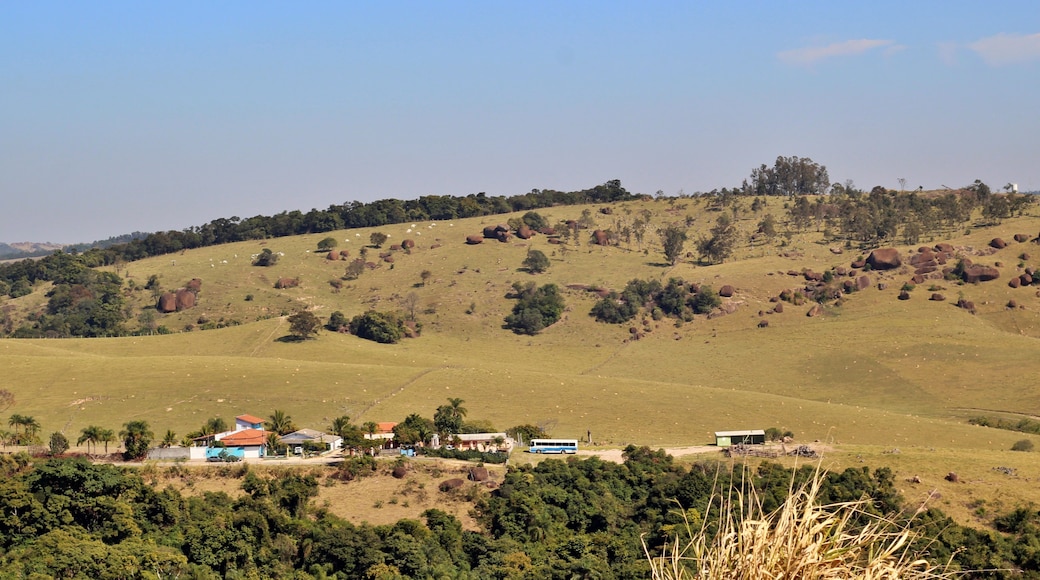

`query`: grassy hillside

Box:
[4,195,1040,520]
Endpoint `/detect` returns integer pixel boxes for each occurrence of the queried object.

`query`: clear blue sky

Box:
[2,1,1038,243]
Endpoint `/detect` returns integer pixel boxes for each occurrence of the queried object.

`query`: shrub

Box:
[504,283,565,335]
[348,310,406,344]
[253,248,279,267]
[1012,439,1034,452]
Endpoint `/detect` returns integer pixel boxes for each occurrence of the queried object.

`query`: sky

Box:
[2,2,1039,244]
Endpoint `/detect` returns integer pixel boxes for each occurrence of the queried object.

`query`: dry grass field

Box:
[4,195,1040,525]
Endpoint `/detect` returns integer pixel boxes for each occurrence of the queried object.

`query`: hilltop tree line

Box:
[0,448,1037,577]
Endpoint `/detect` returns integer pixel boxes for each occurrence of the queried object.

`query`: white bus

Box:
[528,439,578,454]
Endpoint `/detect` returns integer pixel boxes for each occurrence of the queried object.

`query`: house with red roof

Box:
[189,413,268,460]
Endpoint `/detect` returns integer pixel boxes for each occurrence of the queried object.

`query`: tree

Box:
[49,432,69,456]
[393,413,436,446]
[434,398,468,437]
[369,232,389,248]
[77,425,103,455]
[317,236,338,251]
[327,310,348,332]
[504,283,566,335]
[401,292,421,321]
[344,259,366,280]
[252,248,279,266]
[161,430,178,448]
[349,310,406,344]
[660,226,687,265]
[121,420,153,460]
[287,310,321,340]
[697,215,738,264]
[266,410,296,436]
[521,211,550,231]
[98,428,115,453]
[420,270,432,286]
[522,249,550,274]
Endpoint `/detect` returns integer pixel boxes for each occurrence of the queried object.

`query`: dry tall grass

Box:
[643,467,955,579]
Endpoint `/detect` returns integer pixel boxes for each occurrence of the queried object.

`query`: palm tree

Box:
[447,397,468,424]
[77,425,103,455]
[0,429,10,449]
[330,416,353,438]
[7,414,25,444]
[266,410,296,436]
[161,430,178,448]
[203,417,228,435]
[362,421,378,438]
[99,428,116,454]
[21,416,41,445]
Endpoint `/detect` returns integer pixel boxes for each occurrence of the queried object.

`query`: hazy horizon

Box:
[3,1,1039,244]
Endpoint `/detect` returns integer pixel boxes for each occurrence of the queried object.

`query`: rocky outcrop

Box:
[962,264,1000,283]
[806,304,823,317]
[157,293,177,313]
[175,289,195,310]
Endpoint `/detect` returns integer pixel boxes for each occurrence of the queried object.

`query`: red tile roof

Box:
[376,422,398,434]
[221,428,266,446]
[236,414,265,425]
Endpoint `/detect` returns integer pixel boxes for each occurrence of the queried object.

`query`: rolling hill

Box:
[3,195,1040,520]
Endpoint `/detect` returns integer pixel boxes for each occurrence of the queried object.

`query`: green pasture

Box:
[3,198,1040,470]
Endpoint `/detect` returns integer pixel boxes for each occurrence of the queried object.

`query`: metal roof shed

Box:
[714,430,766,447]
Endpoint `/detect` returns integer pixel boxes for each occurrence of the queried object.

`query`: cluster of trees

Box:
[504,282,566,335]
[591,278,721,324]
[0,448,1036,577]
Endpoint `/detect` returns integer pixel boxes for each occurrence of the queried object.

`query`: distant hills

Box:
[0,232,151,260]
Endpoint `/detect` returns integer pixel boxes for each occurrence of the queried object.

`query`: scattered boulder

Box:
[962,264,1000,284]
[835,266,847,276]
[468,467,490,482]
[389,244,402,251]
[773,303,784,314]
[157,293,178,313]
[175,288,196,310]
[806,304,823,317]
[482,225,501,239]
[1009,277,1021,288]
[547,237,563,245]
[930,293,946,301]
[465,235,484,245]
[990,238,1007,249]
[866,248,902,270]
[1007,299,1019,309]
[591,230,610,246]
[719,285,735,297]
[877,283,888,291]
[496,231,512,243]
[1021,274,1033,286]
[392,466,408,479]
[516,226,534,240]
[850,259,866,269]
[326,251,339,260]
[275,278,299,289]
[1015,233,1030,243]
[757,320,769,328]
[956,299,976,314]
[185,278,202,293]
[439,478,466,492]
[402,239,415,249]
[829,247,843,254]
[539,227,556,235]
[856,275,871,290]
[945,472,959,483]
[898,290,911,300]
[339,249,350,258]
[934,242,955,254]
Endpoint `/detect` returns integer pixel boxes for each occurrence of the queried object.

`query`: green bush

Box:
[1012,439,1034,452]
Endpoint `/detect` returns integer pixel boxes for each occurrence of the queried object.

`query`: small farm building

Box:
[714,430,765,447]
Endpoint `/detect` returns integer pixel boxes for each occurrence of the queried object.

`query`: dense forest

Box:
[0,450,1035,578]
